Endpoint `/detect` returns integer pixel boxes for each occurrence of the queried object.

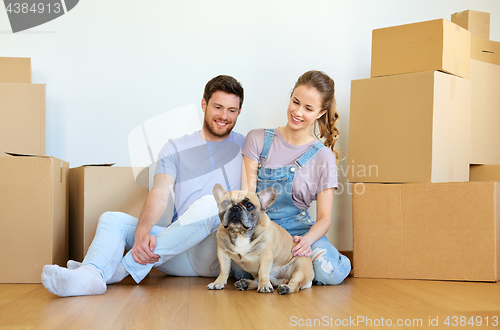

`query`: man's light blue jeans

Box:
[82,195,221,283]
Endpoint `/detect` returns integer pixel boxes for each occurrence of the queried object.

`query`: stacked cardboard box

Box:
[0,57,45,157]
[0,58,70,283]
[349,14,500,282]
[349,19,471,183]
[0,58,151,283]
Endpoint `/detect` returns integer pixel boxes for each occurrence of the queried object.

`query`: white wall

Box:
[2,0,499,250]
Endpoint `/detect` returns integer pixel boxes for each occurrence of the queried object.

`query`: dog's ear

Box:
[213,183,228,206]
[257,187,277,212]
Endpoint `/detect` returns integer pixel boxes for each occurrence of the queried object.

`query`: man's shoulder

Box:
[156,131,201,158]
[166,131,201,148]
[231,131,246,147]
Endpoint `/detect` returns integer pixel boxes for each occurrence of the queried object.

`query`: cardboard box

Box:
[69,165,149,261]
[470,59,500,164]
[471,37,500,66]
[371,19,470,79]
[0,153,69,283]
[348,70,471,183]
[451,10,490,39]
[470,165,500,181]
[0,83,46,156]
[353,182,500,282]
[0,57,31,83]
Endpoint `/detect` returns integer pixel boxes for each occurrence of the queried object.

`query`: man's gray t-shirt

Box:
[242,128,338,210]
[155,130,245,222]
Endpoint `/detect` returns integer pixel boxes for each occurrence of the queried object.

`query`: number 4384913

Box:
[6,2,62,14]
[444,315,498,327]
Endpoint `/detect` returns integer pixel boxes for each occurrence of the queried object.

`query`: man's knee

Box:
[194,195,219,214]
[178,195,220,229]
[97,211,137,228]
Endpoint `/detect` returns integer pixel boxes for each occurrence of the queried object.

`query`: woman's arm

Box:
[242,155,258,194]
[292,188,334,257]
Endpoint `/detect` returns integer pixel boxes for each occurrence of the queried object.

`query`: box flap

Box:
[82,163,116,167]
[5,152,50,158]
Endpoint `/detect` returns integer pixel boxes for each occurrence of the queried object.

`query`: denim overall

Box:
[256,128,351,285]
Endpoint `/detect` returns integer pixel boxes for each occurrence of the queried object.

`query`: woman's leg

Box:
[310,236,351,285]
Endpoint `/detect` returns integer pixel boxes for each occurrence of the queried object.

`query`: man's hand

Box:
[291,236,312,257]
[131,233,160,265]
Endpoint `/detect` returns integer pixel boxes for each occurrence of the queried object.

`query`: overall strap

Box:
[295,141,325,169]
[259,129,275,161]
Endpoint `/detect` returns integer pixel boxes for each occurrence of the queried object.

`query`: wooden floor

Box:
[1,270,499,330]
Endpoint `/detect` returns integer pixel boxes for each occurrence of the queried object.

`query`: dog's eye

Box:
[245,202,255,211]
[221,200,231,209]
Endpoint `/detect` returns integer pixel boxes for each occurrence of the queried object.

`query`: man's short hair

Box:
[203,75,244,109]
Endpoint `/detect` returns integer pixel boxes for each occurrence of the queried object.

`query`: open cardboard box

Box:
[0,153,69,283]
[69,165,149,261]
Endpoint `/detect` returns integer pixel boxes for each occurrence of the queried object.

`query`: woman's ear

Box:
[317,110,327,120]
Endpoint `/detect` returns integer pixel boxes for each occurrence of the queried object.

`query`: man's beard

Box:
[203,117,236,139]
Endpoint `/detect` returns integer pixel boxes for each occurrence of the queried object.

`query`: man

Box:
[41,75,245,297]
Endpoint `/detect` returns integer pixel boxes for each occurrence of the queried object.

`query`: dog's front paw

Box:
[277,284,291,295]
[207,281,226,290]
[257,283,274,293]
[234,279,250,291]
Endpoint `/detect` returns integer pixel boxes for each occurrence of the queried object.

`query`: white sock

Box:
[106,262,129,284]
[67,260,82,269]
[41,264,106,297]
[65,260,128,284]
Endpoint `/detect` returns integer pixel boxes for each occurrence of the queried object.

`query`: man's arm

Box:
[131,173,175,265]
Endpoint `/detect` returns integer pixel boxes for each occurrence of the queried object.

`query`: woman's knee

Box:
[311,248,351,285]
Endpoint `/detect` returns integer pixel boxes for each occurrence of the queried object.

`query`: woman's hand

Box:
[292,236,312,257]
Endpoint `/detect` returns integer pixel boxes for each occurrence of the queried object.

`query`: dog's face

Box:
[213,184,277,234]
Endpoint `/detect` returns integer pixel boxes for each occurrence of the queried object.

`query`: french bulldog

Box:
[207,183,314,294]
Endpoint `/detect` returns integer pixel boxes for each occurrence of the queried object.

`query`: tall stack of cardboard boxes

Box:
[0,58,149,283]
[349,12,500,282]
[0,57,70,283]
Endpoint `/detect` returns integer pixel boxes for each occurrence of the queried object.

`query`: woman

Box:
[241,70,351,285]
